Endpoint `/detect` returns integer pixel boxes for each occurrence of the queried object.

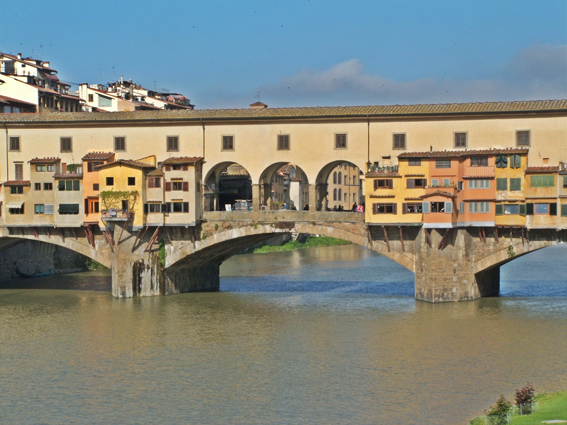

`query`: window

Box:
[495,155,508,168]
[530,175,554,187]
[504,204,519,215]
[510,154,522,169]
[34,183,41,190]
[47,165,54,172]
[372,203,397,214]
[408,159,421,166]
[535,203,549,214]
[374,179,393,189]
[106,177,114,186]
[87,162,102,172]
[406,179,426,188]
[454,132,467,148]
[15,163,23,180]
[36,165,47,172]
[44,182,53,190]
[344,193,348,202]
[435,160,451,168]
[393,133,406,150]
[58,204,80,215]
[517,130,530,146]
[172,181,183,191]
[58,180,80,191]
[34,204,44,214]
[9,136,20,151]
[353,176,356,185]
[333,172,337,184]
[10,186,24,194]
[469,179,490,189]
[169,202,189,213]
[338,188,342,200]
[431,179,439,187]
[9,204,24,214]
[277,135,290,150]
[60,137,72,152]
[496,178,507,191]
[114,136,126,151]
[402,203,422,213]
[333,188,337,201]
[468,202,490,213]
[338,172,342,185]
[561,204,567,217]
[167,136,179,152]
[222,135,234,151]
[424,201,452,213]
[470,157,488,166]
[88,94,94,102]
[443,178,451,187]
[459,202,465,214]
[510,178,521,191]
[128,177,135,186]
[145,203,162,213]
[335,133,347,149]
[148,177,161,188]
[93,183,99,191]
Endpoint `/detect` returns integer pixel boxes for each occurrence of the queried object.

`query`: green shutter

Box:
[519,204,526,216]
[66,180,72,191]
[550,203,557,216]
[510,178,521,191]
[495,204,503,215]
[510,154,522,168]
[58,180,65,191]
[73,180,80,191]
[526,203,534,215]
[530,175,554,187]
[561,204,567,217]
[496,178,508,191]
[563,175,567,188]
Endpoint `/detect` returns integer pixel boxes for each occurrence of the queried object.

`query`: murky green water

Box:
[1,244,566,424]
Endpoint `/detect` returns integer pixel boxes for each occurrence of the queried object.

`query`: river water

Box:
[1,244,566,425]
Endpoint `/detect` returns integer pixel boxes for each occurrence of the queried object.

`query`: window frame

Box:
[392,133,406,150]
[334,133,347,149]
[60,137,72,153]
[470,157,488,167]
[166,135,179,152]
[435,160,451,169]
[222,135,234,151]
[114,136,126,152]
[454,132,467,148]
[516,130,530,146]
[277,134,290,150]
[9,136,20,151]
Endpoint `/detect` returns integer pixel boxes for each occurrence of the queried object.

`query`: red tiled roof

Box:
[0,95,37,106]
[96,159,156,170]
[3,180,31,186]
[82,151,115,161]
[148,168,164,176]
[420,190,457,199]
[162,156,203,165]
[53,173,83,179]
[524,166,559,173]
[399,148,529,159]
[29,157,60,164]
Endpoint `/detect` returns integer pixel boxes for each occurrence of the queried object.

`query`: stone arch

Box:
[203,161,253,211]
[166,221,415,273]
[0,233,113,269]
[258,162,309,210]
[315,160,365,211]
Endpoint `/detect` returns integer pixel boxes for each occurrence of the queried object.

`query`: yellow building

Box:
[524,166,560,229]
[494,148,528,227]
[97,156,156,230]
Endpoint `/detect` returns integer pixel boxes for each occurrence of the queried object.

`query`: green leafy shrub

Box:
[486,395,512,425]
[514,383,535,415]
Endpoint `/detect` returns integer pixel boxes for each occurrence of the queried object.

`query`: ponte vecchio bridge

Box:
[1,99,566,302]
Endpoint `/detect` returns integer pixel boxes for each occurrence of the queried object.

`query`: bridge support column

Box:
[111,223,163,298]
[415,228,500,302]
[252,184,260,211]
[163,263,220,294]
[309,184,317,212]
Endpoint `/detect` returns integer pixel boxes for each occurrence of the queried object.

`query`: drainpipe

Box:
[3,121,8,181]
[366,115,370,172]
[201,118,206,160]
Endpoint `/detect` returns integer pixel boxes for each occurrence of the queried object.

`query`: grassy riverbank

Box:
[470,391,567,425]
[253,236,350,253]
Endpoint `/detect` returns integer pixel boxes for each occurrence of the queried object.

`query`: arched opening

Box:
[204,162,253,211]
[315,161,365,211]
[258,162,309,210]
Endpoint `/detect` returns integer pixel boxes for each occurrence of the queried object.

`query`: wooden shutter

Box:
[510,178,521,191]
[183,202,189,212]
[519,204,526,216]
[372,203,378,214]
[422,202,430,213]
[526,203,534,215]
[407,179,415,189]
[495,204,503,215]
[183,165,188,171]
[445,201,453,214]
[496,178,507,191]
[550,203,557,216]
[165,165,172,171]
[183,182,189,192]
[402,203,407,214]
[373,180,378,190]
[387,179,393,189]
[165,182,172,192]
[392,203,397,214]
[561,204,567,217]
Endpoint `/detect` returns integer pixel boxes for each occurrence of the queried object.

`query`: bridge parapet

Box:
[203,210,364,223]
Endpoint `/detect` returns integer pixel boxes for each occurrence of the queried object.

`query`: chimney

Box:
[17,53,22,59]
[250,101,267,109]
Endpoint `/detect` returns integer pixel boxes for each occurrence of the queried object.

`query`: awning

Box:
[6,202,24,209]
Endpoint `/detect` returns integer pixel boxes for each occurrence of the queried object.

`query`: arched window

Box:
[338,188,342,200]
[333,172,337,184]
[353,176,356,185]
[344,193,348,202]
[333,188,337,201]
[338,172,342,185]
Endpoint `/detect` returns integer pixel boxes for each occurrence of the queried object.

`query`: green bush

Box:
[486,395,512,425]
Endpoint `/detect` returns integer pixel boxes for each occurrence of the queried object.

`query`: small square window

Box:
[222,135,234,151]
[435,160,451,169]
[408,159,421,166]
[393,133,406,150]
[517,130,530,146]
[34,183,41,190]
[114,136,126,151]
[93,183,99,191]
[44,182,53,190]
[60,137,72,152]
[9,136,20,151]
[454,132,467,148]
[335,133,347,149]
[167,136,179,152]
[128,177,135,186]
[106,177,114,186]
[277,135,290,150]
[88,94,94,102]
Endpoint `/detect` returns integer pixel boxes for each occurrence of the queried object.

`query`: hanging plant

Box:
[99,190,139,211]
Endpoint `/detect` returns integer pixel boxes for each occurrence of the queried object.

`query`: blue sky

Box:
[1,0,566,109]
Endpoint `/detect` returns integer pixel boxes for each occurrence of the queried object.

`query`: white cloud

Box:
[256,44,567,107]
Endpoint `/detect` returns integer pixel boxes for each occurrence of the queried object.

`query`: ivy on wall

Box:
[99,190,139,211]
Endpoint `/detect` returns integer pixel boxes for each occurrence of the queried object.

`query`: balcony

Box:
[424,185,457,197]
[463,166,495,179]
[367,165,398,174]
[101,209,133,221]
